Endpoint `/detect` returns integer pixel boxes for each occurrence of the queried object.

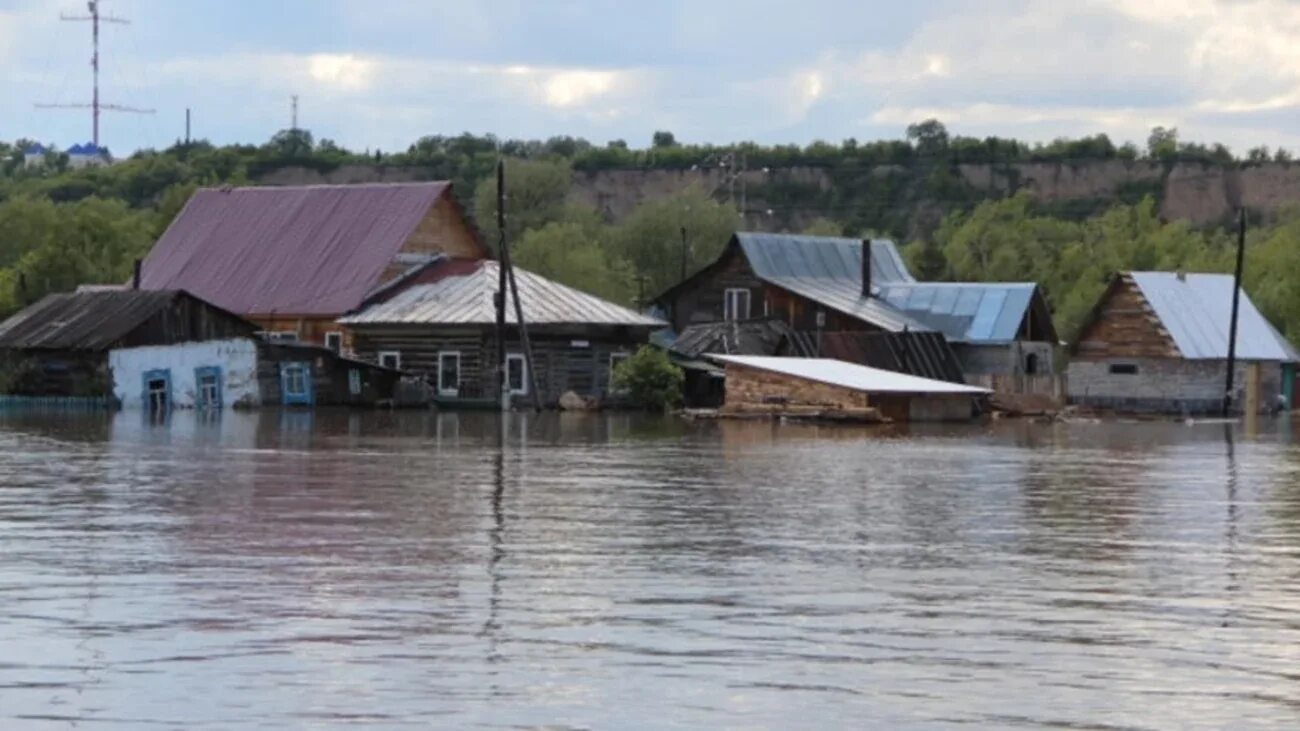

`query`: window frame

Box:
[1108,363,1139,375]
[437,351,462,397]
[505,353,528,396]
[724,288,751,321]
[194,366,223,409]
[324,331,343,354]
[378,350,402,370]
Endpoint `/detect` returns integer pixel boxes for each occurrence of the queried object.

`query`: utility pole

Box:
[184,108,191,145]
[35,1,154,148]
[496,160,508,411]
[1223,207,1247,417]
[291,95,299,130]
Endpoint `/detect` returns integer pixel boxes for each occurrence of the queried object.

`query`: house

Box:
[0,289,397,408]
[22,144,48,169]
[1067,272,1300,414]
[65,142,111,169]
[339,257,665,408]
[711,355,989,422]
[652,232,1058,382]
[138,182,487,349]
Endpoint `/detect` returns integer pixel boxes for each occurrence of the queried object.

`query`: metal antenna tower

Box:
[291,95,299,130]
[35,1,155,148]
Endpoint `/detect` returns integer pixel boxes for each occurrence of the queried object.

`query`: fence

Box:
[0,395,117,411]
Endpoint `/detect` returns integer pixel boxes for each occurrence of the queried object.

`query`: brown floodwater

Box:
[2,410,1300,729]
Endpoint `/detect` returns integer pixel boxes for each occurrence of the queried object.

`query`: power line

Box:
[34,0,155,149]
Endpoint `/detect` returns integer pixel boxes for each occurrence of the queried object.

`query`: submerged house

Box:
[1068,272,1299,414]
[711,355,989,422]
[340,258,665,407]
[138,182,487,350]
[652,233,1057,382]
[0,290,396,409]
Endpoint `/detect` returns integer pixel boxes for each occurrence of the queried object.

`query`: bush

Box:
[612,346,683,410]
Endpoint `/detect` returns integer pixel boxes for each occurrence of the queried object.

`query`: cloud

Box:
[307,54,377,93]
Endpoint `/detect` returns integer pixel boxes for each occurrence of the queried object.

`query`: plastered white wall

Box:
[110,339,261,409]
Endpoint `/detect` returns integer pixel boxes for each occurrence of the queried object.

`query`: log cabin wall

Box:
[664,247,765,331]
[1073,275,1180,360]
[723,363,870,410]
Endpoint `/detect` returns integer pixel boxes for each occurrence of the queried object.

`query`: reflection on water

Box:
[2,410,1300,729]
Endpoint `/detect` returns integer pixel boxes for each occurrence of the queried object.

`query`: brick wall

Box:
[1067,357,1284,414]
[724,363,869,409]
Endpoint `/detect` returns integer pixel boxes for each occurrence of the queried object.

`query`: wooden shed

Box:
[711,355,989,423]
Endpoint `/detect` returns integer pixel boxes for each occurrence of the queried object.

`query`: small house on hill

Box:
[652,232,1057,381]
[139,182,486,349]
[0,290,396,408]
[340,258,665,408]
[1067,272,1299,414]
[711,355,989,422]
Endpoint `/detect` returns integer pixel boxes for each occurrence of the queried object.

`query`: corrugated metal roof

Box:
[805,331,967,383]
[766,276,932,332]
[140,183,456,316]
[1129,272,1300,361]
[876,283,1040,343]
[0,290,200,350]
[735,232,916,285]
[670,318,798,358]
[710,355,989,395]
[340,260,665,328]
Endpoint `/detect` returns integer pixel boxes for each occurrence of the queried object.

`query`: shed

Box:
[1067,272,1300,414]
[711,355,988,422]
[340,258,665,408]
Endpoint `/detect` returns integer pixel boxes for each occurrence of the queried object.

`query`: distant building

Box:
[1067,272,1300,414]
[652,232,1057,383]
[0,289,396,408]
[22,144,48,169]
[65,142,111,168]
[340,257,664,408]
[138,182,487,349]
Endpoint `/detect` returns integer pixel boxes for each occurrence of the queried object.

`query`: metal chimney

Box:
[861,239,872,297]
[132,259,142,290]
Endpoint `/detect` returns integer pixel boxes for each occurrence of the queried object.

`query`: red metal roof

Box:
[139,182,452,316]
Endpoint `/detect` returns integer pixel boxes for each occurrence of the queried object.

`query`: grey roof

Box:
[876,282,1040,343]
[710,355,989,395]
[0,290,222,351]
[1129,272,1300,361]
[340,260,665,328]
[769,276,932,332]
[670,318,800,358]
[735,232,915,285]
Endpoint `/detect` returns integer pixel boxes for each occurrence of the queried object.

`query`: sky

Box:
[4,0,1300,156]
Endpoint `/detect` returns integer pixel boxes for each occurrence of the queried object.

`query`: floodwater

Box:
[2,411,1300,730]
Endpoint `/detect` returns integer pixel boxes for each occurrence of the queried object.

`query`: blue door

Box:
[194,366,223,410]
[142,369,172,412]
[280,362,314,406]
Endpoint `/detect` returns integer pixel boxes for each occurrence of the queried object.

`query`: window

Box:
[1025,353,1040,376]
[257,330,299,343]
[506,353,528,395]
[348,369,362,396]
[724,288,751,321]
[324,331,343,354]
[195,366,222,409]
[144,369,170,412]
[1109,363,1139,375]
[609,352,631,395]
[438,351,461,396]
[284,365,308,395]
[379,350,402,370]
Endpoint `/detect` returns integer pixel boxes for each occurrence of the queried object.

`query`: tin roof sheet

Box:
[710,355,989,395]
[140,183,453,316]
[340,260,665,328]
[876,282,1039,343]
[1129,272,1300,361]
[735,232,915,285]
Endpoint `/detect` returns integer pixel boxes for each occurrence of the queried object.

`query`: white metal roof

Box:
[710,355,990,395]
[339,260,665,328]
[1129,272,1300,362]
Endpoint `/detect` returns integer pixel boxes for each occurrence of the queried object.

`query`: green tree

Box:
[906,119,949,157]
[609,185,739,297]
[512,220,635,305]
[1147,126,1178,161]
[801,217,844,237]
[472,157,574,247]
[652,130,677,148]
[612,345,683,410]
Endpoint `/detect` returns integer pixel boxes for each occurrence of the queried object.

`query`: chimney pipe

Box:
[861,239,872,298]
[132,259,142,290]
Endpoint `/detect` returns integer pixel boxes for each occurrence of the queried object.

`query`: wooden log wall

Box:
[1074,275,1180,359]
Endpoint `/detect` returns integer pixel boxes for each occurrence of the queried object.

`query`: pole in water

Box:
[496,159,509,411]
[1223,206,1247,417]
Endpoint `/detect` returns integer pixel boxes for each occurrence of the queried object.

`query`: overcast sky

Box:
[3,0,1300,155]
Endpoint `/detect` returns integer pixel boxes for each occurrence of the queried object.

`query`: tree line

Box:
[1,122,1299,346]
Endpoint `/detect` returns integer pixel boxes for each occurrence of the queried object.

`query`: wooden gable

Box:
[1073,274,1180,359]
